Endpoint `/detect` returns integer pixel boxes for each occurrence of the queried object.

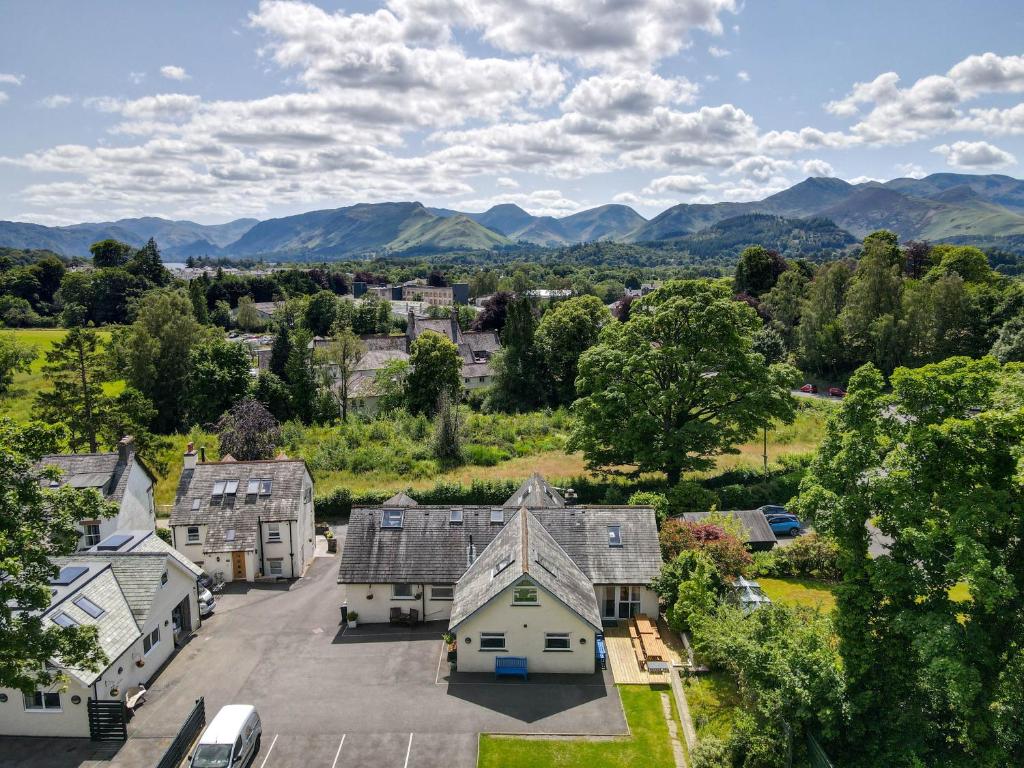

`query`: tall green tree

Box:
[303,290,337,336]
[188,279,209,324]
[794,357,1024,767]
[235,295,264,331]
[0,419,113,692]
[797,260,853,376]
[733,245,788,297]
[839,230,904,371]
[89,239,134,269]
[127,238,170,286]
[285,328,317,424]
[490,295,543,411]
[570,280,798,485]
[186,337,252,426]
[317,326,364,421]
[269,323,292,379]
[0,333,36,395]
[34,327,108,452]
[406,331,462,416]
[534,294,610,406]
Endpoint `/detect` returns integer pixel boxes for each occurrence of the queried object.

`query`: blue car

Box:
[768,515,802,537]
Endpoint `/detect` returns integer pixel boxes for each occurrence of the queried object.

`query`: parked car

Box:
[768,516,802,536]
[190,705,261,768]
[759,505,788,517]
[197,572,214,592]
[765,513,799,524]
[198,586,216,618]
[799,383,818,394]
[828,386,847,398]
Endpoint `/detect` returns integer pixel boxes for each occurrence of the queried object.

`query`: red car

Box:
[799,384,818,394]
[828,386,847,398]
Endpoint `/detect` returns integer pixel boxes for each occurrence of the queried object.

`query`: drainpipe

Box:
[421,584,426,622]
[258,518,266,577]
[288,520,295,577]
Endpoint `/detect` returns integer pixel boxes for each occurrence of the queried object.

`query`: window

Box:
[490,509,504,524]
[83,523,101,548]
[24,691,60,711]
[187,526,200,544]
[73,595,104,619]
[544,633,571,651]
[479,632,506,650]
[160,571,168,586]
[224,480,238,500]
[259,479,272,496]
[512,579,538,605]
[143,627,160,655]
[52,611,79,628]
[392,583,414,599]
[381,509,404,528]
[211,480,226,504]
[431,585,454,601]
[267,522,281,542]
[268,559,283,576]
[247,478,260,497]
[191,498,201,511]
[608,525,623,547]
[449,509,463,525]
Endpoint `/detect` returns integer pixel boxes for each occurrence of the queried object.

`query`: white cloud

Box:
[708,46,730,58]
[160,65,190,81]
[895,162,926,179]
[737,70,750,82]
[932,140,1016,169]
[452,188,582,217]
[39,94,73,109]
[724,155,794,181]
[0,73,23,86]
[642,174,710,195]
[561,72,698,117]
[848,175,882,184]
[129,71,147,85]
[801,158,835,177]
[0,92,8,106]
[947,52,1024,95]
[496,176,518,188]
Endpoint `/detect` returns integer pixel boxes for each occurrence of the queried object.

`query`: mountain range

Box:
[3,172,1024,260]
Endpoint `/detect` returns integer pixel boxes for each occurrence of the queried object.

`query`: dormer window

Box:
[211,481,226,504]
[381,509,404,528]
[490,509,504,524]
[224,480,239,501]
[449,509,463,525]
[608,525,623,547]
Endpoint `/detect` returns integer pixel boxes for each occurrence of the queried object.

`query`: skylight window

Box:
[73,595,104,619]
[96,534,131,551]
[449,509,463,524]
[381,509,404,528]
[259,479,272,496]
[192,497,201,510]
[52,612,79,628]
[608,525,623,547]
[224,480,239,498]
[490,509,504,524]
[225,529,236,542]
[50,566,88,586]
[247,479,260,496]
[211,481,226,504]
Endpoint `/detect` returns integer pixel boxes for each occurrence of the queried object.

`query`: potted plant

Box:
[135,659,145,668]
[442,631,457,663]
[347,611,359,629]
[325,529,337,553]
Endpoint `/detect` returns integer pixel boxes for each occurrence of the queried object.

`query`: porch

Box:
[603,618,685,685]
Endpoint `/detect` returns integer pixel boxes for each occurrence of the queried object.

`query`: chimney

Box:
[199,446,207,463]
[564,487,578,506]
[450,314,460,343]
[117,436,135,465]
[466,535,477,568]
[183,442,198,471]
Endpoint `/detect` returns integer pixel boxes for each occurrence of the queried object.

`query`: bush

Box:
[155,527,172,544]
[666,480,720,516]
[690,736,731,768]
[463,444,509,466]
[749,533,842,581]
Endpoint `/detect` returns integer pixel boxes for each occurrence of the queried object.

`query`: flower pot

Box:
[347,620,357,629]
[135,660,145,668]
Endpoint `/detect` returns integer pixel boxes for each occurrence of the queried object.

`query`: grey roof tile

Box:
[680,510,778,546]
[35,451,147,506]
[504,473,565,508]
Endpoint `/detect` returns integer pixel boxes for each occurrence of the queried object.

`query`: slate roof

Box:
[504,473,565,508]
[449,509,602,631]
[360,334,408,352]
[87,529,204,578]
[35,450,154,506]
[169,458,310,553]
[382,491,418,507]
[680,510,778,546]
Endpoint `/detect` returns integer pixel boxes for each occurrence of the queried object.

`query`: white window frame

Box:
[259,479,273,497]
[544,633,572,651]
[267,522,281,543]
[479,632,506,651]
[512,582,538,605]
[143,627,160,655]
[23,691,61,712]
[489,509,504,524]
[430,585,454,601]
[392,583,415,600]
[268,558,283,576]
[381,509,404,528]
[187,526,200,544]
[211,480,226,503]
[449,509,463,524]
[246,478,260,496]
[83,523,101,548]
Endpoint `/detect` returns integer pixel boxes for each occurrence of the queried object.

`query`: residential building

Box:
[337,474,663,674]
[355,280,469,306]
[679,510,778,551]
[36,437,156,550]
[168,448,315,583]
[0,536,201,738]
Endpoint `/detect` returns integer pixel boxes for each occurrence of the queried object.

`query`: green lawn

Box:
[683,672,743,742]
[478,685,682,768]
[758,577,838,612]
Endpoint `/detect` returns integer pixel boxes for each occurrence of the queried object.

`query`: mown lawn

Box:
[684,671,743,742]
[759,577,838,612]
[0,328,120,422]
[478,685,682,768]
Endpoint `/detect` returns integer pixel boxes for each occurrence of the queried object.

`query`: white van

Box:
[190,705,262,768]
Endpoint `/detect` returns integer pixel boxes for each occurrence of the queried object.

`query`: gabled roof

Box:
[382,491,418,507]
[680,510,778,546]
[169,458,310,553]
[504,473,565,508]
[449,509,601,631]
[87,529,203,578]
[65,552,170,627]
[35,449,154,506]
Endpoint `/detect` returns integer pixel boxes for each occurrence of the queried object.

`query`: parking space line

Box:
[403,733,413,768]
[330,734,346,768]
[258,733,278,768]
[434,641,445,684]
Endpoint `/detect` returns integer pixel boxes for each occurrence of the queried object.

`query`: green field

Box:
[759,577,838,612]
[478,685,683,768]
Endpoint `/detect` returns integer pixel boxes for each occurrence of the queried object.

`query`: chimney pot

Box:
[183,442,198,471]
[199,446,207,463]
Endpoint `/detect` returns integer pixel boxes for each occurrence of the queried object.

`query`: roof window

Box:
[449,509,463,525]
[381,509,404,528]
[73,595,105,619]
[490,509,504,524]
[52,611,79,628]
[608,525,623,547]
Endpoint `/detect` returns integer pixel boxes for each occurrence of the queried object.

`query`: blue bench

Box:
[595,634,607,670]
[494,656,528,680]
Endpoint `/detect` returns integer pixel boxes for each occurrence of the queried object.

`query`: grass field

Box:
[683,672,743,742]
[478,685,683,768]
[0,328,119,422]
[759,577,838,612]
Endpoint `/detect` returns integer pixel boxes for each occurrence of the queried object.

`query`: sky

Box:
[1,0,1024,225]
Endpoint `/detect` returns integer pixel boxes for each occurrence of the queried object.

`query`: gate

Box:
[87,698,127,742]
[155,697,206,768]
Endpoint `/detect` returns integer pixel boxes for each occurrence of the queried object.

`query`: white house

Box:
[0,535,200,739]
[36,436,157,550]
[168,448,315,583]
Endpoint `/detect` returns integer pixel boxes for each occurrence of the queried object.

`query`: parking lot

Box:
[4,535,625,768]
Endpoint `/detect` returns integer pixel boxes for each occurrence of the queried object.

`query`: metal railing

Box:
[155,697,206,768]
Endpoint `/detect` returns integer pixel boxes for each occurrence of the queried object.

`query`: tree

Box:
[839,231,904,371]
[762,269,808,349]
[98,387,166,471]
[285,328,317,424]
[111,289,207,432]
[797,260,853,376]
[210,300,232,329]
[34,327,108,452]
[127,238,170,286]
[752,325,787,364]
[794,357,1024,767]
[658,518,752,578]
[304,290,337,336]
[991,313,1024,362]
[490,295,543,411]
[570,281,798,485]
[651,550,725,633]
[406,331,462,416]
[373,359,410,414]
[186,337,252,426]
[89,239,134,269]
[215,398,281,461]
[472,291,512,332]
[0,419,113,692]
[534,294,610,406]
[0,333,36,394]
[903,240,932,279]
[251,371,292,422]
[188,279,209,324]
[431,389,464,466]
[235,296,263,331]
[317,326,364,421]
[734,245,788,297]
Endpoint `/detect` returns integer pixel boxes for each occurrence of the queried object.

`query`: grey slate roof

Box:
[360,334,408,352]
[680,510,778,546]
[88,529,204,578]
[504,473,565,508]
[66,552,170,626]
[35,450,152,506]
[382,491,418,507]
[169,458,310,553]
[449,509,601,631]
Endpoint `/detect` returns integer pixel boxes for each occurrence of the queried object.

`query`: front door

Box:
[231,551,246,580]
[617,586,641,619]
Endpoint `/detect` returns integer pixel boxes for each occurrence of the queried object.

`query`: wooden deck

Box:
[605,623,680,685]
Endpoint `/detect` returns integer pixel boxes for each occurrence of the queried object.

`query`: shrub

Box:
[666,480,720,516]
[690,736,731,768]
[659,519,752,578]
[627,491,668,525]
[463,444,509,466]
